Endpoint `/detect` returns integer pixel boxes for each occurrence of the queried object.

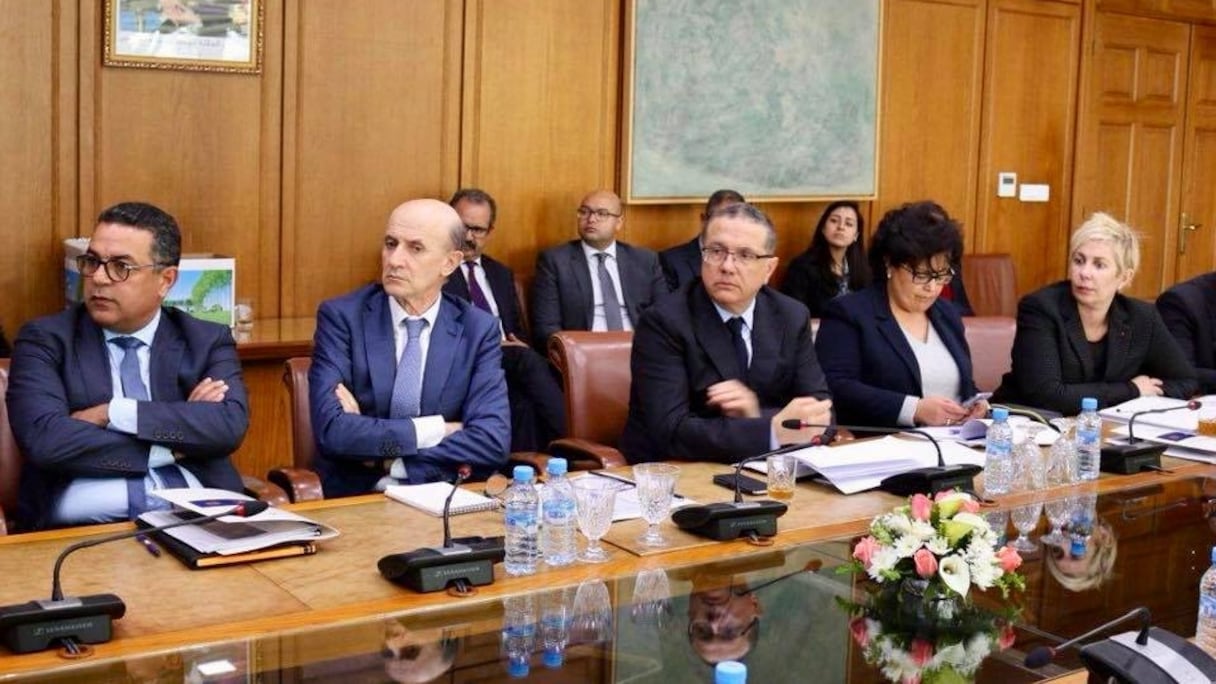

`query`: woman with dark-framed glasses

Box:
[815,201,986,428]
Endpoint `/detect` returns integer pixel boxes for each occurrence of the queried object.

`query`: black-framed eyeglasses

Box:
[688,616,760,643]
[701,245,776,266]
[900,264,955,285]
[75,254,165,283]
[464,224,492,237]
[576,207,621,220]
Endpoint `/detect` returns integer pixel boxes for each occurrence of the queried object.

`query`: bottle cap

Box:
[992,407,1009,422]
[1210,545,1216,565]
[507,657,530,678]
[1070,535,1087,559]
[715,660,747,684]
[543,646,564,668]
[1081,397,1097,411]
[512,465,534,483]
[547,458,568,477]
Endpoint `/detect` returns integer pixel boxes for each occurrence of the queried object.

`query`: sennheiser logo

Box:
[433,563,482,579]
[32,619,97,637]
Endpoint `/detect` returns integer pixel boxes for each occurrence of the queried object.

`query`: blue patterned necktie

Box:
[595,252,624,331]
[390,318,427,418]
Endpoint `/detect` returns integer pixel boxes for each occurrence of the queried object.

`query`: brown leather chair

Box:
[261,357,324,503]
[963,316,1016,393]
[0,359,18,535]
[545,331,631,469]
[961,253,1018,318]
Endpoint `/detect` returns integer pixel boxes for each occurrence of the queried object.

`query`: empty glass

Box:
[572,478,626,563]
[1045,418,1078,486]
[571,580,613,643]
[984,509,1010,548]
[1009,501,1043,553]
[630,568,672,627]
[1042,497,1073,547]
[633,463,680,548]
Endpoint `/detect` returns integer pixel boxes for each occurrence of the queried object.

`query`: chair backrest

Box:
[547,331,634,447]
[513,273,531,342]
[961,253,1018,317]
[963,316,1016,393]
[283,357,316,469]
[0,359,19,534]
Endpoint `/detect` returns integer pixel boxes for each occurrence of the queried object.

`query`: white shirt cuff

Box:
[107,397,138,433]
[148,445,176,468]
[412,415,446,449]
[898,397,919,427]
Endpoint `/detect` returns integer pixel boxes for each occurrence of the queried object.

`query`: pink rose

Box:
[996,545,1023,572]
[960,498,981,514]
[910,493,933,521]
[853,536,880,567]
[850,616,869,647]
[934,490,956,501]
[913,548,938,578]
[998,623,1017,650]
[910,638,934,666]
[902,677,921,684]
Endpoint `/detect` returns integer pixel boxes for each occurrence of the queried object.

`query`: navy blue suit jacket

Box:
[309,286,510,497]
[7,306,248,529]
[1157,272,1216,394]
[816,285,977,427]
[442,255,527,342]
[620,282,831,464]
[659,237,702,292]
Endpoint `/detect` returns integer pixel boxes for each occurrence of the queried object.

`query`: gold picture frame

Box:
[103,0,263,74]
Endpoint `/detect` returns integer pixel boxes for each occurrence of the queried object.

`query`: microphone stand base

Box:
[1080,626,1216,683]
[672,501,787,541]
[879,465,982,497]
[0,594,126,654]
[1100,443,1166,474]
[379,541,505,594]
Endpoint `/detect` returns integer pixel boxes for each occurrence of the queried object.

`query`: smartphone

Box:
[962,392,993,410]
[712,473,767,495]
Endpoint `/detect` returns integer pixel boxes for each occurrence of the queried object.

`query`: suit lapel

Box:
[421,298,461,412]
[691,288,742,381]
[75,312,115,406]
[363,294,397,416]
[149,311,185,401]
[1059,290,1094,379]
[569,243,594,328]
[446,266,472,301]
[747,290,780,388]
[616,245,641,321]
[1104,297,1132,381]
[873,293,921,386]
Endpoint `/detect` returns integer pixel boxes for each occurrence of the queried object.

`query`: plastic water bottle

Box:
[1197,547,1216,655]
[984,407,1015,494]
[504,465,540,576]
[541,458,578,567]
[1076,397,1102,481]
[501,593,536,678]
[715,660,747,684]
[540,587,572,669]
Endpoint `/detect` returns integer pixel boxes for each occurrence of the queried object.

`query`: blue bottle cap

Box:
[1070,536,1087,559]
[507,656,530,678]
[547,458,568,477]
[1081,397,1097,411]
[992,407,1009,421]
[512,465,534,483]
[1210,545,1216,564]
[543,646,564,668]
[715,660,747,684]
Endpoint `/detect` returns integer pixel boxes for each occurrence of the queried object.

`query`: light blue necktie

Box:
[390,318,427,418]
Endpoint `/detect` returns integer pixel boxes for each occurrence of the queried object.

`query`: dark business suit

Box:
[442,257,566,451]
[620,281,831,464]
[659,237,702,292]
[1157,271,1216,394]
[992,281,1197,413]
[816,285,978,427]
[309,286,510,497]
[780,251,845,318]
[7,306,248,530]
[530,240,668,351]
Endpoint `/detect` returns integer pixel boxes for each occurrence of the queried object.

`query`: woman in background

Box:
[780,201,870,317]
[992,212,1196,414]
[816,201,985,428]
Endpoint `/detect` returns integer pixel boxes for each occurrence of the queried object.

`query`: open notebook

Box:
[385,482,498,517]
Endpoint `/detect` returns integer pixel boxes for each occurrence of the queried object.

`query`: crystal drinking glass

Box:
[572,478,626,563]
[1009,501,1043,553]
[1042,497,1073,547]
[1045,418,1078,486]
[630,568,673,627]
[571,580,613,643]
[633,463,680,548]
[984,509,1011,548]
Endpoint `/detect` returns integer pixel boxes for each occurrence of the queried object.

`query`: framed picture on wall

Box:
[622,0,880,203]
[103,0,263,74]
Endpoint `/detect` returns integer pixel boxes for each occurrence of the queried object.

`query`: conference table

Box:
[0,457,1213,682]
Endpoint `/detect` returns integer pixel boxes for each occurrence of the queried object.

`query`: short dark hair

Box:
[448,188,497,226]
[701,202,776,253]
[96,201,182,266]
[704,189,745,217]
[868,201,963,282]
[805,200,871,291]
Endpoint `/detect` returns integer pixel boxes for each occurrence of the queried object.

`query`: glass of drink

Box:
[1009,502,1043,553]
[572,478,625,563]
[633,463,680,548]
[1198,404,1216,437]
[765,454,797,500]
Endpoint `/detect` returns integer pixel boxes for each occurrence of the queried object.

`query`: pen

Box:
[588,470,686,500]
[135,534,161,558]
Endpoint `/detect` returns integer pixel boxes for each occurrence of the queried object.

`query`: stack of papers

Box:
[1100,395,1216,432]
[140,488,339,556]
[776,436,987,495]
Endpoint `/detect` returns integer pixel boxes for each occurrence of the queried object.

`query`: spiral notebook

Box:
[384,482,498,517]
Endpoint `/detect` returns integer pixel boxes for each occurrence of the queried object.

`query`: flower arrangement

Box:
[843,491,1026,600]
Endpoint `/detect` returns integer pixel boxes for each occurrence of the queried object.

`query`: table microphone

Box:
[671,445,797,542]
[781,420,981,497]
[378,465,504,595]
[0,500,270,654]
[1101,400,1202,475]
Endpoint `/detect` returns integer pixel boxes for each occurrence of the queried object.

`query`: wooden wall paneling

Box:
[1176,24,1216,281]
[1072,12,1190,298]
[975,0,1083,297]
[460,0,621,279]
[877,0,987,243]
[1099,0,1216,24]
[280,0,463,318]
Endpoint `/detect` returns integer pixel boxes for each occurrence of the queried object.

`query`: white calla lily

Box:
[938,555,971,597]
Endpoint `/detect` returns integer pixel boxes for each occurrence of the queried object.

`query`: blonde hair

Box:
[1069,212,1141,276]
[1046,520,1118,592]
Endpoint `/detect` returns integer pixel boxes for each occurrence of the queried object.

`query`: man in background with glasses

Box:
[7,202,248,530]
[621,203,833,464]
[530,189,668,351]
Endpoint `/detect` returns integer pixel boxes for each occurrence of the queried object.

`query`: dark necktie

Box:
[390,318,427,418]
[726,317,749,377]
[465,262,492,313]
[595,252,624,331]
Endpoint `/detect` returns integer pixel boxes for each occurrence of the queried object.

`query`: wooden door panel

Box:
[1129,124,1182,296]
[1178,25,1216,282]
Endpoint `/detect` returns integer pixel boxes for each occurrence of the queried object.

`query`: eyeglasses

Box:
[76,254,165,283]
[688,616,760,643]
[464,224,492,237]
[900,264,955,285]
[576,207,621,221]
[701,245,776,266]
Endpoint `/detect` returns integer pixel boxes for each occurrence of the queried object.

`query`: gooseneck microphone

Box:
[1101,400,1202,475]
[0,501,270,654]
[378,465,504,595]
[781,420,981,497]
[671,443,802,542]
[1024,607,1151,669]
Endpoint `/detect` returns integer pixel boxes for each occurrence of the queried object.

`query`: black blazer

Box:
[815,285,977,427]
[992,281,1198,413]
[780,250,844,318]
[442,254,527,342]
[620,281,831,464]
[659,237,702,292]
[530,240,668,350]
[1157,271,1216,394]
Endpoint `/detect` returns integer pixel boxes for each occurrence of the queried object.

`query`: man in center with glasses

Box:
[621,203,833,464]
[7,201,248,530]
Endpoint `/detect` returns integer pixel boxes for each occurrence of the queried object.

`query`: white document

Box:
[1108,424,1216,459]
[798,436,986,495]
[143,488,340,555]
[562,475,695,522]
[1098,396,1209,430]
